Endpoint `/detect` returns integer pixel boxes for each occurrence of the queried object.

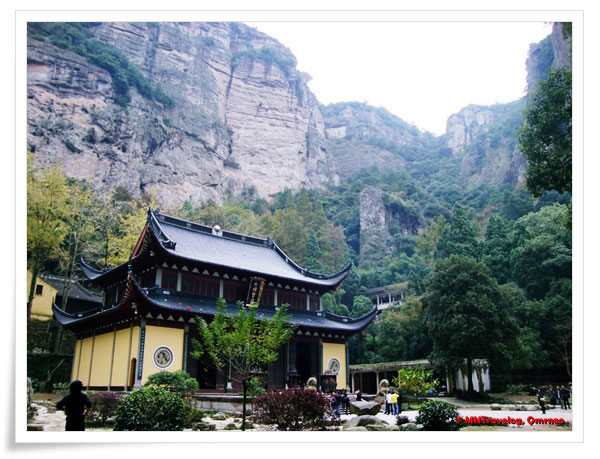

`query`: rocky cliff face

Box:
[358,187,424,267]
[27,22,571,205]
[321,102,436,180]
[443,100,526,188]
[27,22,337,204]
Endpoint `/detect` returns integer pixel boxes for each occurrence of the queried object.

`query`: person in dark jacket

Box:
[56,380,92,431]
[560,385,571,409]
[355,389,362,401]
[329,392,341,419]
[537,388,546,414]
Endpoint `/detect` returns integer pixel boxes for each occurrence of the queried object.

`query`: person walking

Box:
[341,389,350,415]
[390,390,399,415]
[549,385,557,406]
[560,385,571,409]
[537,388,546,414]
[56,380,92,431]
[329,392,341,419]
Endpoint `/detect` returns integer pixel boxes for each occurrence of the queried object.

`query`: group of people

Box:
[537,384,571,414]
[328,389,352,419]
[384,390,402,415]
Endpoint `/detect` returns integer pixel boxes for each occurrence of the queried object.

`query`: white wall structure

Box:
[453,360,491,393]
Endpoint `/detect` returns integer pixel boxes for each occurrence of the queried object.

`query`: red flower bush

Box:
[252,387,340,431]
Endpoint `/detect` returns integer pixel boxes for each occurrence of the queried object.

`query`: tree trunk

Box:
[27,266,40,321]
[55,235,79,353]
[466,357,474,393]
[241,378,248,431]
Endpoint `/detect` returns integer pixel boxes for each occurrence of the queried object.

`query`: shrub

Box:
[144,370,199,396]
[246,376,266,397]
[396,415,410,426]
[252,388,339,431]
[113,385,185,431]
[28,404,39,423]
[87,391,122,426]
[28,377,40,393]
[506,383,527,395]
[182,396,206,428]
[415,400,461,431]
[52,382,70,393]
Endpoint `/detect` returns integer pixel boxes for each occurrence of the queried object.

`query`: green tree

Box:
[481,215,512,284]
[509,204,571,300]
[351,295,374,318]
[296,188,313,226]
[393,366,438,409]
[435,204,478,260]
[500,189,535,221]
[341,262,360,305]
[191,299,295,430]
[304,230,324,273]
[268,209,308,263]
[27,155,69,320]
[374,298,431,363]
[321,292,350,317]
[518,68,572,196]
[424,255,519,393]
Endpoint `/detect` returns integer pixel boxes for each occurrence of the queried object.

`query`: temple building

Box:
[53,210,377,392]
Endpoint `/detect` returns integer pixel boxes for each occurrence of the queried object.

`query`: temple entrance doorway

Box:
[296,341,318,387]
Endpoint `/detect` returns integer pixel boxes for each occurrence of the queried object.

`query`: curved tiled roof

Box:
[147,211,351,288]
[53,272,377,334]
[39,274,102,303]
[81,211,351,290]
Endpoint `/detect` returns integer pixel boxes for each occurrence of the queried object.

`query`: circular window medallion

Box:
[153,346,174,370]
[327,357,341,375]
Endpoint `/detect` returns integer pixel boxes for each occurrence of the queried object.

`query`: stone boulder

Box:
[366,424,400,431]
[343,415,388,430]
[211,412,228,420]
[350,400,382,416]
[490,403,502,411]
[398,423,420,431]
[192,421,216,431]
[344,426,368,431]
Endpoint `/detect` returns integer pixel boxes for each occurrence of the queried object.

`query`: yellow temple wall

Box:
[75,336,93,385]
[71,326,140,388]
[27,271,57,321]
[88,332,113,387]
[141,325,185,384]
[111,326,139,387]
[71,339,82,381]
[322,341,347,389]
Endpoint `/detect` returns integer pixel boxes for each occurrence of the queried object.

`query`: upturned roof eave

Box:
[55,271,377,334]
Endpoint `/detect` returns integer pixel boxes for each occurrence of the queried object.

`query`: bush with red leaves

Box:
[252,388,340,431]
[87,391,122,426]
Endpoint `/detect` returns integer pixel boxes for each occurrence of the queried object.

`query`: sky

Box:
[247,21,553,136]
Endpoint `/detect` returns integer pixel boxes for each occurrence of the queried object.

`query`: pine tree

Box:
[304,230,324,273]
[481,215,512,284]
[296,188,313,227]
